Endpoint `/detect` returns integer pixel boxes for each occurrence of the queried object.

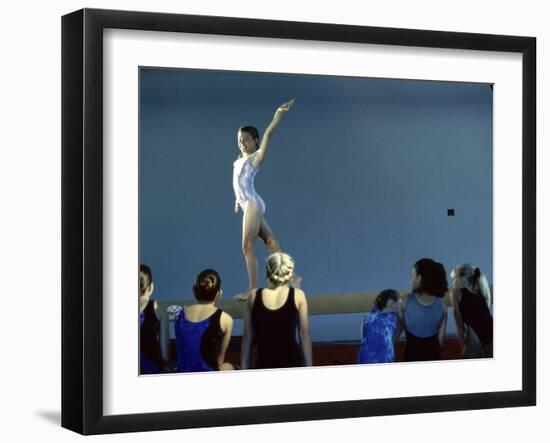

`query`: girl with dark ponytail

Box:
[401,258,449,361]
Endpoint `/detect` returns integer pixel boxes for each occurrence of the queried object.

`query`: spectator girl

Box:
[241,252,312,369]
[357,289,403,364]
[175,269,234,372]
[402,258,448,361]
[139,264,169,374]
[450,264,493,358]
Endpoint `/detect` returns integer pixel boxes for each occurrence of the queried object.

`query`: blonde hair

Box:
[451,263,492,306]
[265,252,295,286]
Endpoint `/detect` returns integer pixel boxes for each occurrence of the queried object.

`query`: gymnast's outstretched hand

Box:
[276,98,295,114]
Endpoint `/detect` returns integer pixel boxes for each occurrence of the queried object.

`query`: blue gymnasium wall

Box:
[139,68,492,301]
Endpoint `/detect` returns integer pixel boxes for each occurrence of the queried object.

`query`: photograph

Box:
[2,0,546,441]
[138,67,494,375]
[60,6,536,434]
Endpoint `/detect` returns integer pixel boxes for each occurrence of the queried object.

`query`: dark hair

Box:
[193,269,222,302]
[375,289,400,310]
[237,126,260,159]
[239,125,260,143]
[139,264,153,293]
[413,258,448,298]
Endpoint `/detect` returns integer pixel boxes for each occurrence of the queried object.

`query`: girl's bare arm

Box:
[296,289,313,366]
[251,99,294,169]
[217,312,234,370]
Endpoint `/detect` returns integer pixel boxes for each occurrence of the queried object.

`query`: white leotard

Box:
[233,153,266,213]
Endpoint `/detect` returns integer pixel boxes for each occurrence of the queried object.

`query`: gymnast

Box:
[232,99,301,300]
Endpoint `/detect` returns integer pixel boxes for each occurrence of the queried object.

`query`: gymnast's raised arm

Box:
[250,99,294,169]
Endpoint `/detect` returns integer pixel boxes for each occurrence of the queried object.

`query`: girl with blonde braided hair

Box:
[265,252,295,286]
[241,252,312,369]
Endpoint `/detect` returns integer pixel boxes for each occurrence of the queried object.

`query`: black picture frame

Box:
[62,8,536,435]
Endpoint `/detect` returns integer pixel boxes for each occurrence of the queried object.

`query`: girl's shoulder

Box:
[363,311,396,331]
[219,311,233,332]
[362,311,377,325]
[292,287,307,308]
[220,309,233,321]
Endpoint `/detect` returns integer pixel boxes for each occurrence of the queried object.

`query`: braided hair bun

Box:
[265,252,295,286]
[193,269,221,302]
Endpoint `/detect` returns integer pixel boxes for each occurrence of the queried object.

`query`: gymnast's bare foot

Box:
[290,274,303,288]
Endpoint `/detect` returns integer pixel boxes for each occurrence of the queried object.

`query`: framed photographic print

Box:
[62,8,536,435]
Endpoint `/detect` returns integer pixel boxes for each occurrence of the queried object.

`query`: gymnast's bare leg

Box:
[240,201,263,298]
[259,218,302,288]
[234,203,301,301]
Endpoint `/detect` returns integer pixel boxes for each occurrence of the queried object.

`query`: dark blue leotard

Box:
[175,308,223,372]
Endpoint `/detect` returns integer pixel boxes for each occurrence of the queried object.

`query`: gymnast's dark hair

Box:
[139,264,153,296]
[193,269,222,302]
[413,258,448,298]
[375,289,400,310]
[237,126,260,159]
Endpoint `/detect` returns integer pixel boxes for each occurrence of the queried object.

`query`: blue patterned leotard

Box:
[357,307,400,364]
[233,153,266,213]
